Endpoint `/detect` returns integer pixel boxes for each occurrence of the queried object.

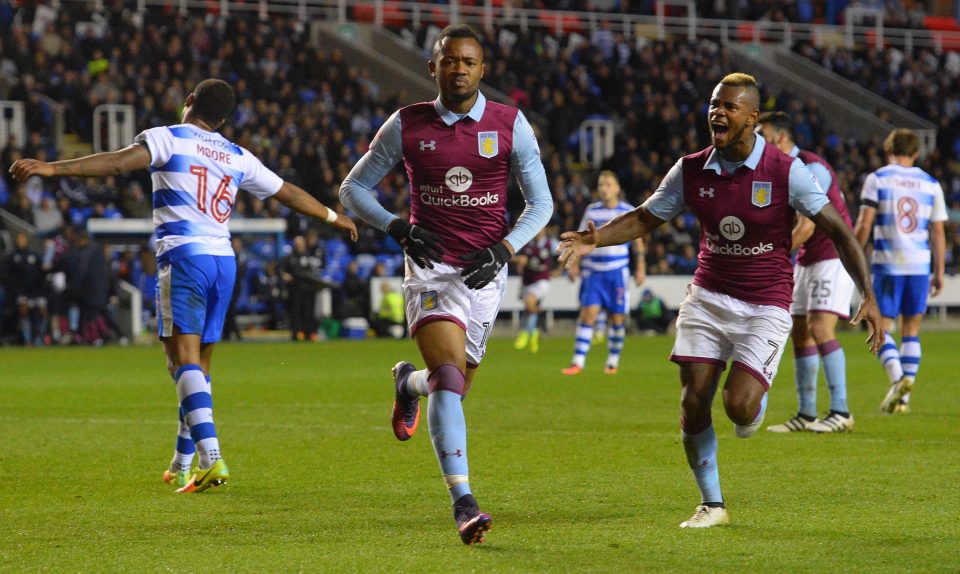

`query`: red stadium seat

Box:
[924,16,960,32]
[932,31,960,52]
[864,30,889,49]
[353,3,375,23]
[430,6,449,28]
[538,11,584,34]
[382,2,406,28]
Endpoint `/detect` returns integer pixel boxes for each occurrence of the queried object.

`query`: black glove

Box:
[387,219,444,269]
[460,242,511,290]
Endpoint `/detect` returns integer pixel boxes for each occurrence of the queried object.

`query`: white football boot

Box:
[680,505,730,528]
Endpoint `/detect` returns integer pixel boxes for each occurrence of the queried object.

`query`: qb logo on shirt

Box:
[719,216,745,241]
[445,166,473,193]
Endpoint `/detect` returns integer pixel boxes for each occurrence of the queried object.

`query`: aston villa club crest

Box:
[478,131,498,158]
[752,181,772,207]
[420,290,438,311]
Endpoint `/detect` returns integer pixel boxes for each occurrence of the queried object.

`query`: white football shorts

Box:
[790,258,855,318]
[521,279,550,301]
[671,284,793,389]
[403,258,507,367]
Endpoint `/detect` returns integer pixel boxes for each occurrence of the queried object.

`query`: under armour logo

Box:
[419,140,436,151]
[440,449,463,458]
[699,187,715,198]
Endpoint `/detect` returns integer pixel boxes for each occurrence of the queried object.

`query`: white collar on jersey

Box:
[788,144,800,158]
[433,92,487,126]
[703,134,766,174]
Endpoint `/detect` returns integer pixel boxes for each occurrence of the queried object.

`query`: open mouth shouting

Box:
[711,122,730,146]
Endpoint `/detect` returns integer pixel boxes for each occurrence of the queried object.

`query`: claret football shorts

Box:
[670,284,792,389]
[403,258,507,367]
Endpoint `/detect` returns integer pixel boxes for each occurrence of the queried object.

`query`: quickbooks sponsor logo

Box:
[421,191,500,207]
[704,236,774,256]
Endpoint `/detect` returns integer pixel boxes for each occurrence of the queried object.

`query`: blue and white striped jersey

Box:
[579,200,634,273]
[135,124,283,263]
[861,164,947,275]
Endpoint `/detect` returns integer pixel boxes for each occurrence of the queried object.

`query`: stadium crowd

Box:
[0,1,957,345]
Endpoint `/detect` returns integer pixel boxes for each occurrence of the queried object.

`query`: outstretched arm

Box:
[558,207,664,269]
[274,182,358,241]
[811,203,882,354]
[9,144,151,180]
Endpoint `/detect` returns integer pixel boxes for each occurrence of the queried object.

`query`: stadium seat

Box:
[381,2,406,28]
[352,3,376,23]
[924,16,960,32]
[430,6,449,28]
[537,11,584,34]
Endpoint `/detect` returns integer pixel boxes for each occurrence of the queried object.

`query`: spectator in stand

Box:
[3,231,48,345]
[281,234,324,341]
[118,181,152,218]
[371,280,405,339]
[333,260,369,321]
[670,243,699,275]
[632,288,673,335]
[6,186,35,225]
[256,260,286,330]
[32,193,63,235]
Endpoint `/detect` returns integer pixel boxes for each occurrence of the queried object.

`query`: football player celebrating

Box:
[559,73,882,528]
[339,25,552,544]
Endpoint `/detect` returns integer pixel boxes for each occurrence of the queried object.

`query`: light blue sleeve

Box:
[338,111,404,232]
[806,162,832,193]
[788,158,829,217]
[640,159,686,221]
[503,111,553,253]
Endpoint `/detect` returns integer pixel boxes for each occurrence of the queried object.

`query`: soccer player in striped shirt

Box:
[10,78,358,492]
[561,171,645,375]
[853,128,947,414]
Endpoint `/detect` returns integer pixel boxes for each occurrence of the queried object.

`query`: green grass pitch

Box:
[1,330,957,572]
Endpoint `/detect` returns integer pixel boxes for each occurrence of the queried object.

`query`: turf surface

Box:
[1,330,957,572]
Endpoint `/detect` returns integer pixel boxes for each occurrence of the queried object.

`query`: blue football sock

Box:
[879,332,903,384]
[606,323,625,368]
[171,407,196,471]
[754,392,769,424]
[571,322,593,368]
[818,340,848,414]
[900,336,921,379]
[524,312,539,333]
[794,347,820,418]
[176,364,220,469]
[594,311,607,337]
[682,424,722,504]
[427,366,471,503]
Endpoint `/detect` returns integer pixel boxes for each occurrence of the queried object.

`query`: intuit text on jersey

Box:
[419,187,500,207]
[703,235,774,256]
